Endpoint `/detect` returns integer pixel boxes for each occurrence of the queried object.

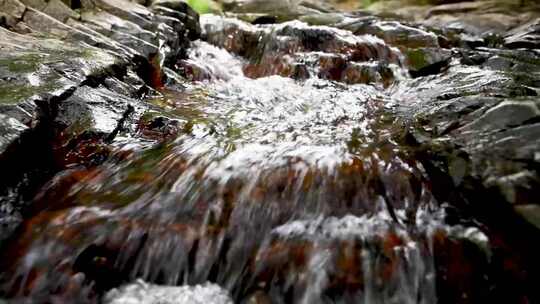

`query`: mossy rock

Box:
[405,47,452,76]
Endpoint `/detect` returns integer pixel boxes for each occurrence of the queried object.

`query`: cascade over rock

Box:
[1,0,540,303]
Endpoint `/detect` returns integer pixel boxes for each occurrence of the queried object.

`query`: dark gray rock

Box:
[0,0,198,245]
[0,25,122,105]
[55,85,139,137]
[41,0,80,22]
[405,47,452,77]
[505,18,540,49]
[393,44,540,229]
[0,113,28,155]
[80,10,159,59]
[338,18,440,49]
[460,100,539,132]
[0,24,135,244]
[515,204,540,230]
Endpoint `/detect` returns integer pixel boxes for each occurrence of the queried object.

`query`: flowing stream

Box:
[1,14,494,304]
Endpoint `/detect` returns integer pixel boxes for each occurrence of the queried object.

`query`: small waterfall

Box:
[1,15,492,304]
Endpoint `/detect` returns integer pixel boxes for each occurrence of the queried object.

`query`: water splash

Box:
[0,16,492,304]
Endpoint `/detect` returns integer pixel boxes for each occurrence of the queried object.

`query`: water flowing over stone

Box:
[1,1,540,304]
[104,280,233,304]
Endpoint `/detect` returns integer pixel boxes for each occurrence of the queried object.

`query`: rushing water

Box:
[0,16,491,304]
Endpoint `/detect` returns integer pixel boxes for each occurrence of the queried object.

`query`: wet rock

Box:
[487,171,540,205]
[431,228,491,304]
[0,0,26,20]
[42,0,80,22]
[221,0,293,13]
[150,0,200,32]
[479,49,540,86]
[370,0,539,42]
[0,0,198,249]
[298,12,346,26]
[0,0,196,130]
[392,47,540,222]
[514,205,540,230]
[202,15,401,86]
[10,0,199,70]
[0,27,144,246]
[333,18,455,78]
[393,66,515,114]
[505,18,540,49]
[0,27,122,98]
[21,8,130,57]
[55,85,139,137]
[0,114,28,155]
[219,0,332,21]
[0,114,27,242]
[83,0,197,66]
[0,26,122,126]
[460,100,540,132]
[91,0,154,29]
[405,47,452,77]
[19,0,46,10]
[2,1,540,303]
[104,280,233,304]
[23,8,73,35]
[399,80,540,282]
[451,14,524,35]
[81,10,155,43]
[137,114,182,140]
[338,18,440,49]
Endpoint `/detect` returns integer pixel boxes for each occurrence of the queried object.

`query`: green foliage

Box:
[361,0,374,7]
[187,0,212,14]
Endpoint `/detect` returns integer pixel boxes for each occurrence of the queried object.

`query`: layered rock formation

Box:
[0,0,199,243]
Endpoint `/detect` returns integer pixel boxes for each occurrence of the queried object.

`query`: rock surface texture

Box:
[0,0,200,243]
[1,0,540,303]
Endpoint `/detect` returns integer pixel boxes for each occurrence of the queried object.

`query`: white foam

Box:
[104,280,233,304]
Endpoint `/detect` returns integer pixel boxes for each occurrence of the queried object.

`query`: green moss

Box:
[0,53,45,74]
[0,48,98,74]
[187,0,212,13]
[405,49,428,71]
[0,51,66,104]
[346,127,363,152]
[0,83,39,104]
[225,124,242,140]
[0,46,109,105]
[0,77,63,105]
